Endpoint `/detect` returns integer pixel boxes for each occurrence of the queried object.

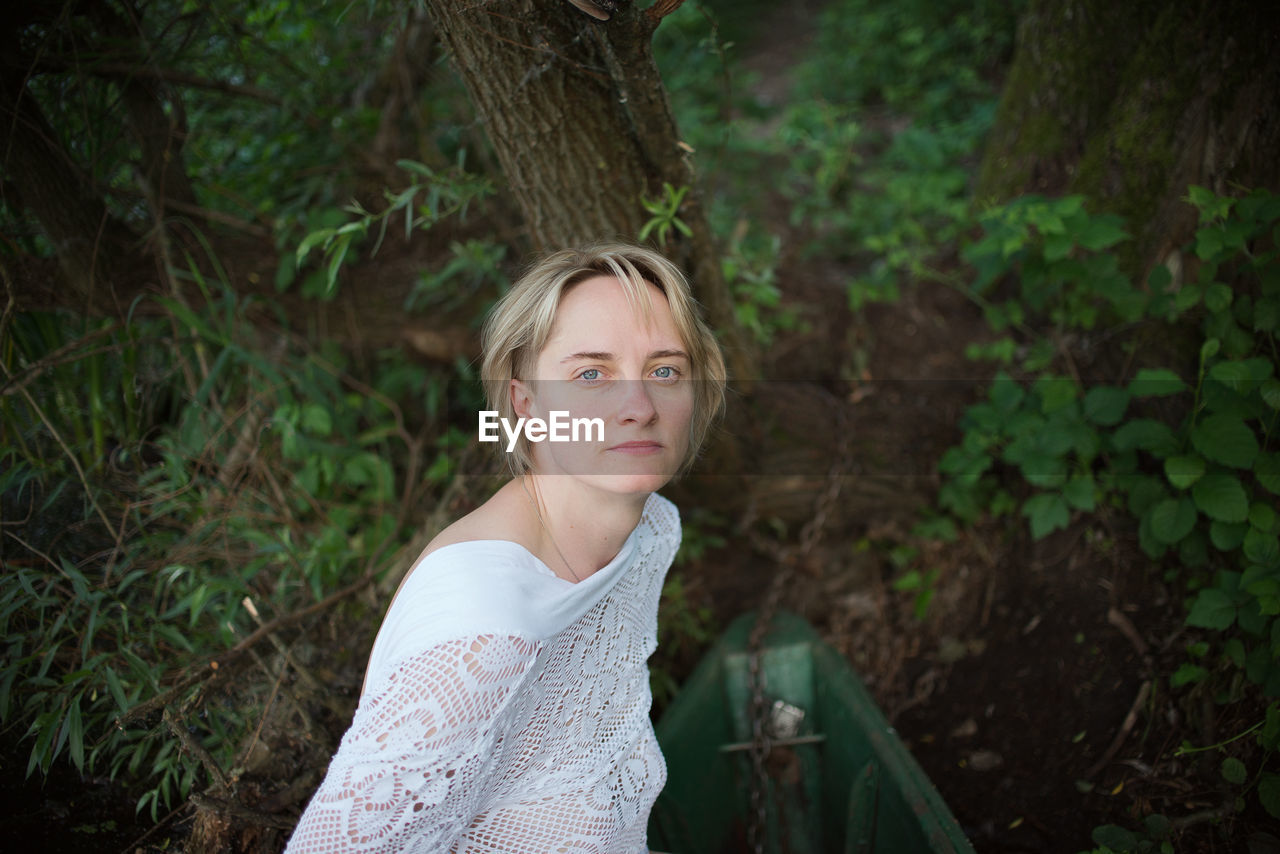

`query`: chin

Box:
[582,472,674,496]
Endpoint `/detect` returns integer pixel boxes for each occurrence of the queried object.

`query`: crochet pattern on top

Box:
[286,493,680,853]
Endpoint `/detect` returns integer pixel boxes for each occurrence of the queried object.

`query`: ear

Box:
[510,378,536,420]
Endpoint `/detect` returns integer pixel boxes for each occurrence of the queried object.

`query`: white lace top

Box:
[285,493,679,853]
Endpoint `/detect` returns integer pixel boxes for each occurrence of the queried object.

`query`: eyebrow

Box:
[559,349,689,363]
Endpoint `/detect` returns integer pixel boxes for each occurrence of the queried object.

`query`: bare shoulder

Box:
[414,479,540,565]
[383,480,534,608]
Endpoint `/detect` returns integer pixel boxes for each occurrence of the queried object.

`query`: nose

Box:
[616,380,658,425]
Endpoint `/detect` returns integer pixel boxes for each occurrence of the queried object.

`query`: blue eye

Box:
[578,368,601,381]
[652,366,679,380]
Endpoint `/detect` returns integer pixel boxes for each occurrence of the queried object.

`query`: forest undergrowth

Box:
[2,1,1278,852]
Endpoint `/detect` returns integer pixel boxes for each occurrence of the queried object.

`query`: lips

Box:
[607,440,664,454]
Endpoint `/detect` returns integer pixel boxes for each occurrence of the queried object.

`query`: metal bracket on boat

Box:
[720,700,826,752]
[718,734,827,753]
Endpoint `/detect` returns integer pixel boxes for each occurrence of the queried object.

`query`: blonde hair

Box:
[480,242,727,475]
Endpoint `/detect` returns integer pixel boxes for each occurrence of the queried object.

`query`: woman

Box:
[286,242,726,853]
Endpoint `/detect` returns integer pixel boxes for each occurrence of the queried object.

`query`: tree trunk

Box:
[92,1,199,218]
[979,0,1280,274]
[0,61,140,312]
[423,0,754,379]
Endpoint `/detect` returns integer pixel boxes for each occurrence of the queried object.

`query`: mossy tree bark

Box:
[979,0,1280,274]
[422,0,754,380]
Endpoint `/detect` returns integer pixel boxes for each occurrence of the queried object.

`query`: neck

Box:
[522,474,649,581]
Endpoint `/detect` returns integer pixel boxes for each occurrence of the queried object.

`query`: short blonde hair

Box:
[481,242,727,475]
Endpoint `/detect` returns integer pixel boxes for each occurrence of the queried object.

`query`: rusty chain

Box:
[743,395,854,854]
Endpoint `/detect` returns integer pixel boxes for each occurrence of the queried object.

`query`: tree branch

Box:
[645,0,686,24]
[35,58,283,104]
[114,569,376,729]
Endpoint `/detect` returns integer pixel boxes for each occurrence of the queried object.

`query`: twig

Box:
[242,642,320,749]
[100,500,133,587]
[645,0,685,24]
[188,793,297,830]
[1107,606,1149,657]
[4,531,67,575]
[1085,679,1152,780]
[0,360,116,537]
[163,707,231,792]
[164,198,271,237]
[116,569,376,728]
[116,801,189,854]
[0,322,123,397]
[1169,802,1235,830]
[35,58,284,104]
[236,645,289,772]
[243,597,347,719]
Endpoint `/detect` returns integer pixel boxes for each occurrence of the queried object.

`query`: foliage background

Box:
[2,0,1278,851]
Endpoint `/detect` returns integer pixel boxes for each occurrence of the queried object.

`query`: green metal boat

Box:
[649,611,977,854]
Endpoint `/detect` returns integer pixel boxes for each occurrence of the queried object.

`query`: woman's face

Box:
[512,275,695,496]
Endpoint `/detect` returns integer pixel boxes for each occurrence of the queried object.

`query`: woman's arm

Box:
[285,634,540,853]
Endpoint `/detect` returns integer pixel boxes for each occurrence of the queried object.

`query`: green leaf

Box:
[300,403,333,437]
[1023,492,1071,540]
[1260,773,1280,819]
[1129,368,1186,397]
[1076,216,1128,251]
[1032,375,1078,413]
[1225,638,1247,668]
[1248,641,1275,682]
[989,372,1025,413]
[1192,473,1250,523]
[104,667,129,714]
[1221,757,1248,785]
[1245,528,1280,567]
[67,699,84,772]
[1043,232,1072,261]
[1251,502,1278,532]
[1211,520,1249,551]
[1262,378,1280,410]
[1171,663,1209,687]
[1092,825,1139,850]
[1254,296,1280,332]
[1175,283,1203,313]
[1112,418,1178,456]
[1018,454,1067,489]
[1138,511,1168,559]
[295,228,334,265]
[1208,360,1254,393]
[274,252,297,293]
[1263,704,1280,751]
[1149,497,1198,545]
[325,233,352,298]
[1259,454,1280,495]
[1186,588,1236,630]
[1163,455,1205,490]
[1200,337,1221,362]
[1196,229,1224,260]
[1083,386,1131,426]
[1148,264,1173,291]
[1144,813,1172,840]
[1062,475,1096,511]
[1204,282,1234,313]
[1124,475,1166,516]
[1179,529,1210,567]
[1190,414,1259,470]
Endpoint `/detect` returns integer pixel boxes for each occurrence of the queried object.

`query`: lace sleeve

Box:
[285,634,541,853]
